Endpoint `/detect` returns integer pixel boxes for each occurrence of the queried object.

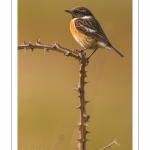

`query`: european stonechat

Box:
[65,6,124,59]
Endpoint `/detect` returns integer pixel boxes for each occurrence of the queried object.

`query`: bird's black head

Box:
[65,6,94,19]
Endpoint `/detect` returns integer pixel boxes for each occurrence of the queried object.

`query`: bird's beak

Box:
[65,10,72,14]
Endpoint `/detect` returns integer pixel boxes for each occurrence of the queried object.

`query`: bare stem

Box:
[100,139,120,150]
[18,40,90,150]
[18,39,81,60]
[18,40,119,150]
[76,52,90,150]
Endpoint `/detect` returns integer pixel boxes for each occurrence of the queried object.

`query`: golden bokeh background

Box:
[18,0,132,150]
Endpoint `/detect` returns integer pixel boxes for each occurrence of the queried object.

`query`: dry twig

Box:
[18,40,90,150]
[18,39,82,60]
[100,139,120,150]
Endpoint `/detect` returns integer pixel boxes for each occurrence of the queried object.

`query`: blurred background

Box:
[18,0,132,150]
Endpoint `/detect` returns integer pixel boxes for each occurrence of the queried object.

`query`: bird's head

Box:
[65,6,94,19]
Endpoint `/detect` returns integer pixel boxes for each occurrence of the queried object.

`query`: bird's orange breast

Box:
[70,19,88,48]
[70,19,98,49]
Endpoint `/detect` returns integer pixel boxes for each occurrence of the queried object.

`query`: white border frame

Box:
[1,0,145,149]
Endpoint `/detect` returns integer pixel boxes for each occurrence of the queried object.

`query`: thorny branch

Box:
[18,40,120,150]
[100,139,120,150]
[18,39,83,60]
[18,39,89,150]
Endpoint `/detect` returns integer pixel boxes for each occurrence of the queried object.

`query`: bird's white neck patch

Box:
[81,16,92,19]
[73,16,92,20]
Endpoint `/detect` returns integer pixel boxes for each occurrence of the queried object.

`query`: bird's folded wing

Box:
[75,17,109,44]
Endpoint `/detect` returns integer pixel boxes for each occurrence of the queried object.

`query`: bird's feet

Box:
[73,48,87,54]
[78,49,85,53]
[73,49,84,53]
[74,47,87,53]
[86,57,90,60]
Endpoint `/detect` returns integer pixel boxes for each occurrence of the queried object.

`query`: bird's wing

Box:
[75,17,109,43]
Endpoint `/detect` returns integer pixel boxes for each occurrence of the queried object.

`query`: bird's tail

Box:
[110,46,124,58]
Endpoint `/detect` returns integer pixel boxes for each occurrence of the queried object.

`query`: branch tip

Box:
[114,139,120,146]
[100,139,120,150]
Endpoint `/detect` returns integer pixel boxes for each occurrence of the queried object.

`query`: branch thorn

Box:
[84,139,89,142]
[23,41,26,45]
[86,130,91,134]
[24,48,27,53]
[29,41,31,44]
[37,39,41,44]
[84,81,89,85]
[76,138,82,142]
[85,100,90,104]
[54,41,58,46]
[44,48,49,53]
[76,105,81,109]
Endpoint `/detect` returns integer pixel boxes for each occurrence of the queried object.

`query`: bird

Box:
[65,6,124,60]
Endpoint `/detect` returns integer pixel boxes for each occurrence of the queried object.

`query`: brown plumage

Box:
[65,6,124,59]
